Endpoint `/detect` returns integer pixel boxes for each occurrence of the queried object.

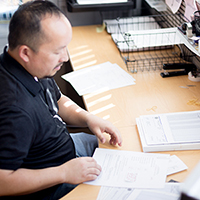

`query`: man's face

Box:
[28,14,72,79]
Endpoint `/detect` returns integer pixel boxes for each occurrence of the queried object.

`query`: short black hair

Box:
[8,0,64,52]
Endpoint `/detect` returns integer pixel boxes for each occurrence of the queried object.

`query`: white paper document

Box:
[77,0,127,5]
[145,0,167,11]
[104,16,160,34]
[167,155,188,175]
[184,0,197,21]
[97,183,181,200]
[85,148,169,188]
[136,110,200,152]
[165,0,182,14]
[112,27,184,52]
[61,62,135,96]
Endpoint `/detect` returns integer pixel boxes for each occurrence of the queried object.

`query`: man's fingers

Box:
[78,157,102,182]
[106,129,122,146]
[82,157,102,173]
[87,167,101,176]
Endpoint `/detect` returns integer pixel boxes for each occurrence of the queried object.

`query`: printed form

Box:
[97,182,181,200]
[140,110,200,145]
[137,110,200,152]
[85,148,170,188]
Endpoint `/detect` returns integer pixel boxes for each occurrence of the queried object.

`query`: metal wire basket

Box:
[104,14,195,73]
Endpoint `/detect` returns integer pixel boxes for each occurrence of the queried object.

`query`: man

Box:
[0,1,122,199]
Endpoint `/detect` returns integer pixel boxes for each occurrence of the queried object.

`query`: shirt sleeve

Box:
[52,78,62,101]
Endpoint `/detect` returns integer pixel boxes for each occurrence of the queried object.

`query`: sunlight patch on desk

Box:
[74,60,97,70]
[68,45,89,53]
[91,103,115,115]
[102,115,110,120]
[70,49,92,59]
[72,54,95,64]
[84,88,111,100]
[87,94,112,108]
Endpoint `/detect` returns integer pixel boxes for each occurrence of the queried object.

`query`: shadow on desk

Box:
[54,60,86,110]
[54,60,93,135]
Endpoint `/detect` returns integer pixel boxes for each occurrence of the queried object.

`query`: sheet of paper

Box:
[77,0,127,5]
[196,0,200,10]
[165,0,182,14]
[184,0,197,21]
[112,28,184,52]
[128,182,181,200]
[167,155,188,175]
[104,16,159,34]
[145,0,167,11]
[85,148,170,188]
[97,183,181,200]
[97,186,134,200]
[126,28,182,47]
[62,62,135,96]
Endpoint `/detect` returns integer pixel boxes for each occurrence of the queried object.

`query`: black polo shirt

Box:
[0,46,76,170]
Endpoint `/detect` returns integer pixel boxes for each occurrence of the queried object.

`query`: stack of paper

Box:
[104,16,178,52]
[85,148,170,188]
[104,16,160,34]
[136,110,200,152]
[112,27,184,52]
[62,62,135,96]
[145,0,167,12]
[97,183,181,200]
[87,148,187,200]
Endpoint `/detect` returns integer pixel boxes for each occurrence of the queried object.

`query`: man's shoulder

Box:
[0,65,37,115]
[0,63,22,97]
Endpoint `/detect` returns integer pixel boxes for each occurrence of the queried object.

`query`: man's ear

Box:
[18,45,32,63]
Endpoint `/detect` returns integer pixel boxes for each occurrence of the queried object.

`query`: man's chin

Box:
[42,66,62,79]
[43,72,58,79]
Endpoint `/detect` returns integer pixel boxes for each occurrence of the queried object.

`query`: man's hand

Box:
[62,157,101,184]
[86,114,122,146]
[58,95,122,146]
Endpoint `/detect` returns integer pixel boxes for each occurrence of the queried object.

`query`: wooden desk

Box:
[61,25,200,200]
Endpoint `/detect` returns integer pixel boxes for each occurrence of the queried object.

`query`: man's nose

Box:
[59,48,69,63]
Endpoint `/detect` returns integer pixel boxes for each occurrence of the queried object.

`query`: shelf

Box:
[66,0,135,12]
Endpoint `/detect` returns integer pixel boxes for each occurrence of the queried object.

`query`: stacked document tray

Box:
[104,15,194,72]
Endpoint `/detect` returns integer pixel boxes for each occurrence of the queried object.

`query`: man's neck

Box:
[7,47,22,66]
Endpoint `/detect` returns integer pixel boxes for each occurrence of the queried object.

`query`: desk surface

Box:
[61,25,200,200]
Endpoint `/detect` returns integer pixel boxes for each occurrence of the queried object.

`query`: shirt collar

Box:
[0,46,42,96]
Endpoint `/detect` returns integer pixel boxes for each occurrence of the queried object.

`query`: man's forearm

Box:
[57,95,92,127]
[0,166,64,196]
[0,157,101,197]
